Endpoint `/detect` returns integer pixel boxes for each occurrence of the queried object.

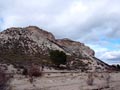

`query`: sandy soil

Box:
[9,72,120,90]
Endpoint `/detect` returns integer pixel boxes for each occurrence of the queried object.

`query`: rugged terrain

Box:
[0,26,110,71]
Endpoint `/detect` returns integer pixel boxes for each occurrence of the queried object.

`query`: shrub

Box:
[0,67,11,90]
[117,64,120,70]
[105,73,110,88]
[49,50,67,67]
[22,67,28,76]
[29,67,42,77]
[87,73,94,86]
[111,64,120,71]
[28,64,42,83]
[22,64,42,77]
[31,71,42,77]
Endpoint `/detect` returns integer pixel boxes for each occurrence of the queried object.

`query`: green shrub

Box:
[49,50,67,67]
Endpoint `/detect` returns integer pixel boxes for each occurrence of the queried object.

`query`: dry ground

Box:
[9,71,120,90]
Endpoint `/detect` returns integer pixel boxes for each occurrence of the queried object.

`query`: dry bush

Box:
[0,67,11,90]
[30,64,43,77]
[105,73,110,88]
[87,73,94,86]
[28,64,43,84]
[29,66,42,77]
[21,64,43,84]
[22,67,28,76]
[22,64,43,77]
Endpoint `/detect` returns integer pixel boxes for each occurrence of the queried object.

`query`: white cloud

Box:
[100,51,120,60]
[86,43,120,65]
[0,0,120,64]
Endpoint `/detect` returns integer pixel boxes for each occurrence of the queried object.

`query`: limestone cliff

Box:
[0,26,110,71]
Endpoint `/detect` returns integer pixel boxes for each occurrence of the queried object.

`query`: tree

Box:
[49,50,67,67]
[111,64,120,71]
[117,64,120,69]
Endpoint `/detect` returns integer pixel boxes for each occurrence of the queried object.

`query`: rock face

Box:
[0,26,64,55]
[0,26,110,71]
[56,38,95,57]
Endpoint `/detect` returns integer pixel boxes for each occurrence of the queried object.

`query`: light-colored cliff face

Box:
[0,26,110,71]
[25,26,55,41]
[56,38,95,57]
[0,26,94,57]
[0,26,65,55]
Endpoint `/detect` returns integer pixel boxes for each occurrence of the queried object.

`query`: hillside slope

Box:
[0,26,110,71]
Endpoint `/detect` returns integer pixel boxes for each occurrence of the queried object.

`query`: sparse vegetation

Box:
[22,64,42,77]
[111,64,120,71]
[87,73,94,86]
[0,67,11,90]
[29,64,42,77]
[22,67,28,76]
[105,73,110,88]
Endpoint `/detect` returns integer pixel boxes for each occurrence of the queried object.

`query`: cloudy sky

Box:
[0,0,120,65]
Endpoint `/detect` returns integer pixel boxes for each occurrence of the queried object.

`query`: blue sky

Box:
[0,0,120,65]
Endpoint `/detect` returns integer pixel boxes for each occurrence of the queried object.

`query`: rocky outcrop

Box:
[25,26,55,41]
[0,26,64,56]
[56,38,95,57]
[0,26,110,71]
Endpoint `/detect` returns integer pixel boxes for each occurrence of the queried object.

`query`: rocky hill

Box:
[56,38,94,57]
[0,26,110,72]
